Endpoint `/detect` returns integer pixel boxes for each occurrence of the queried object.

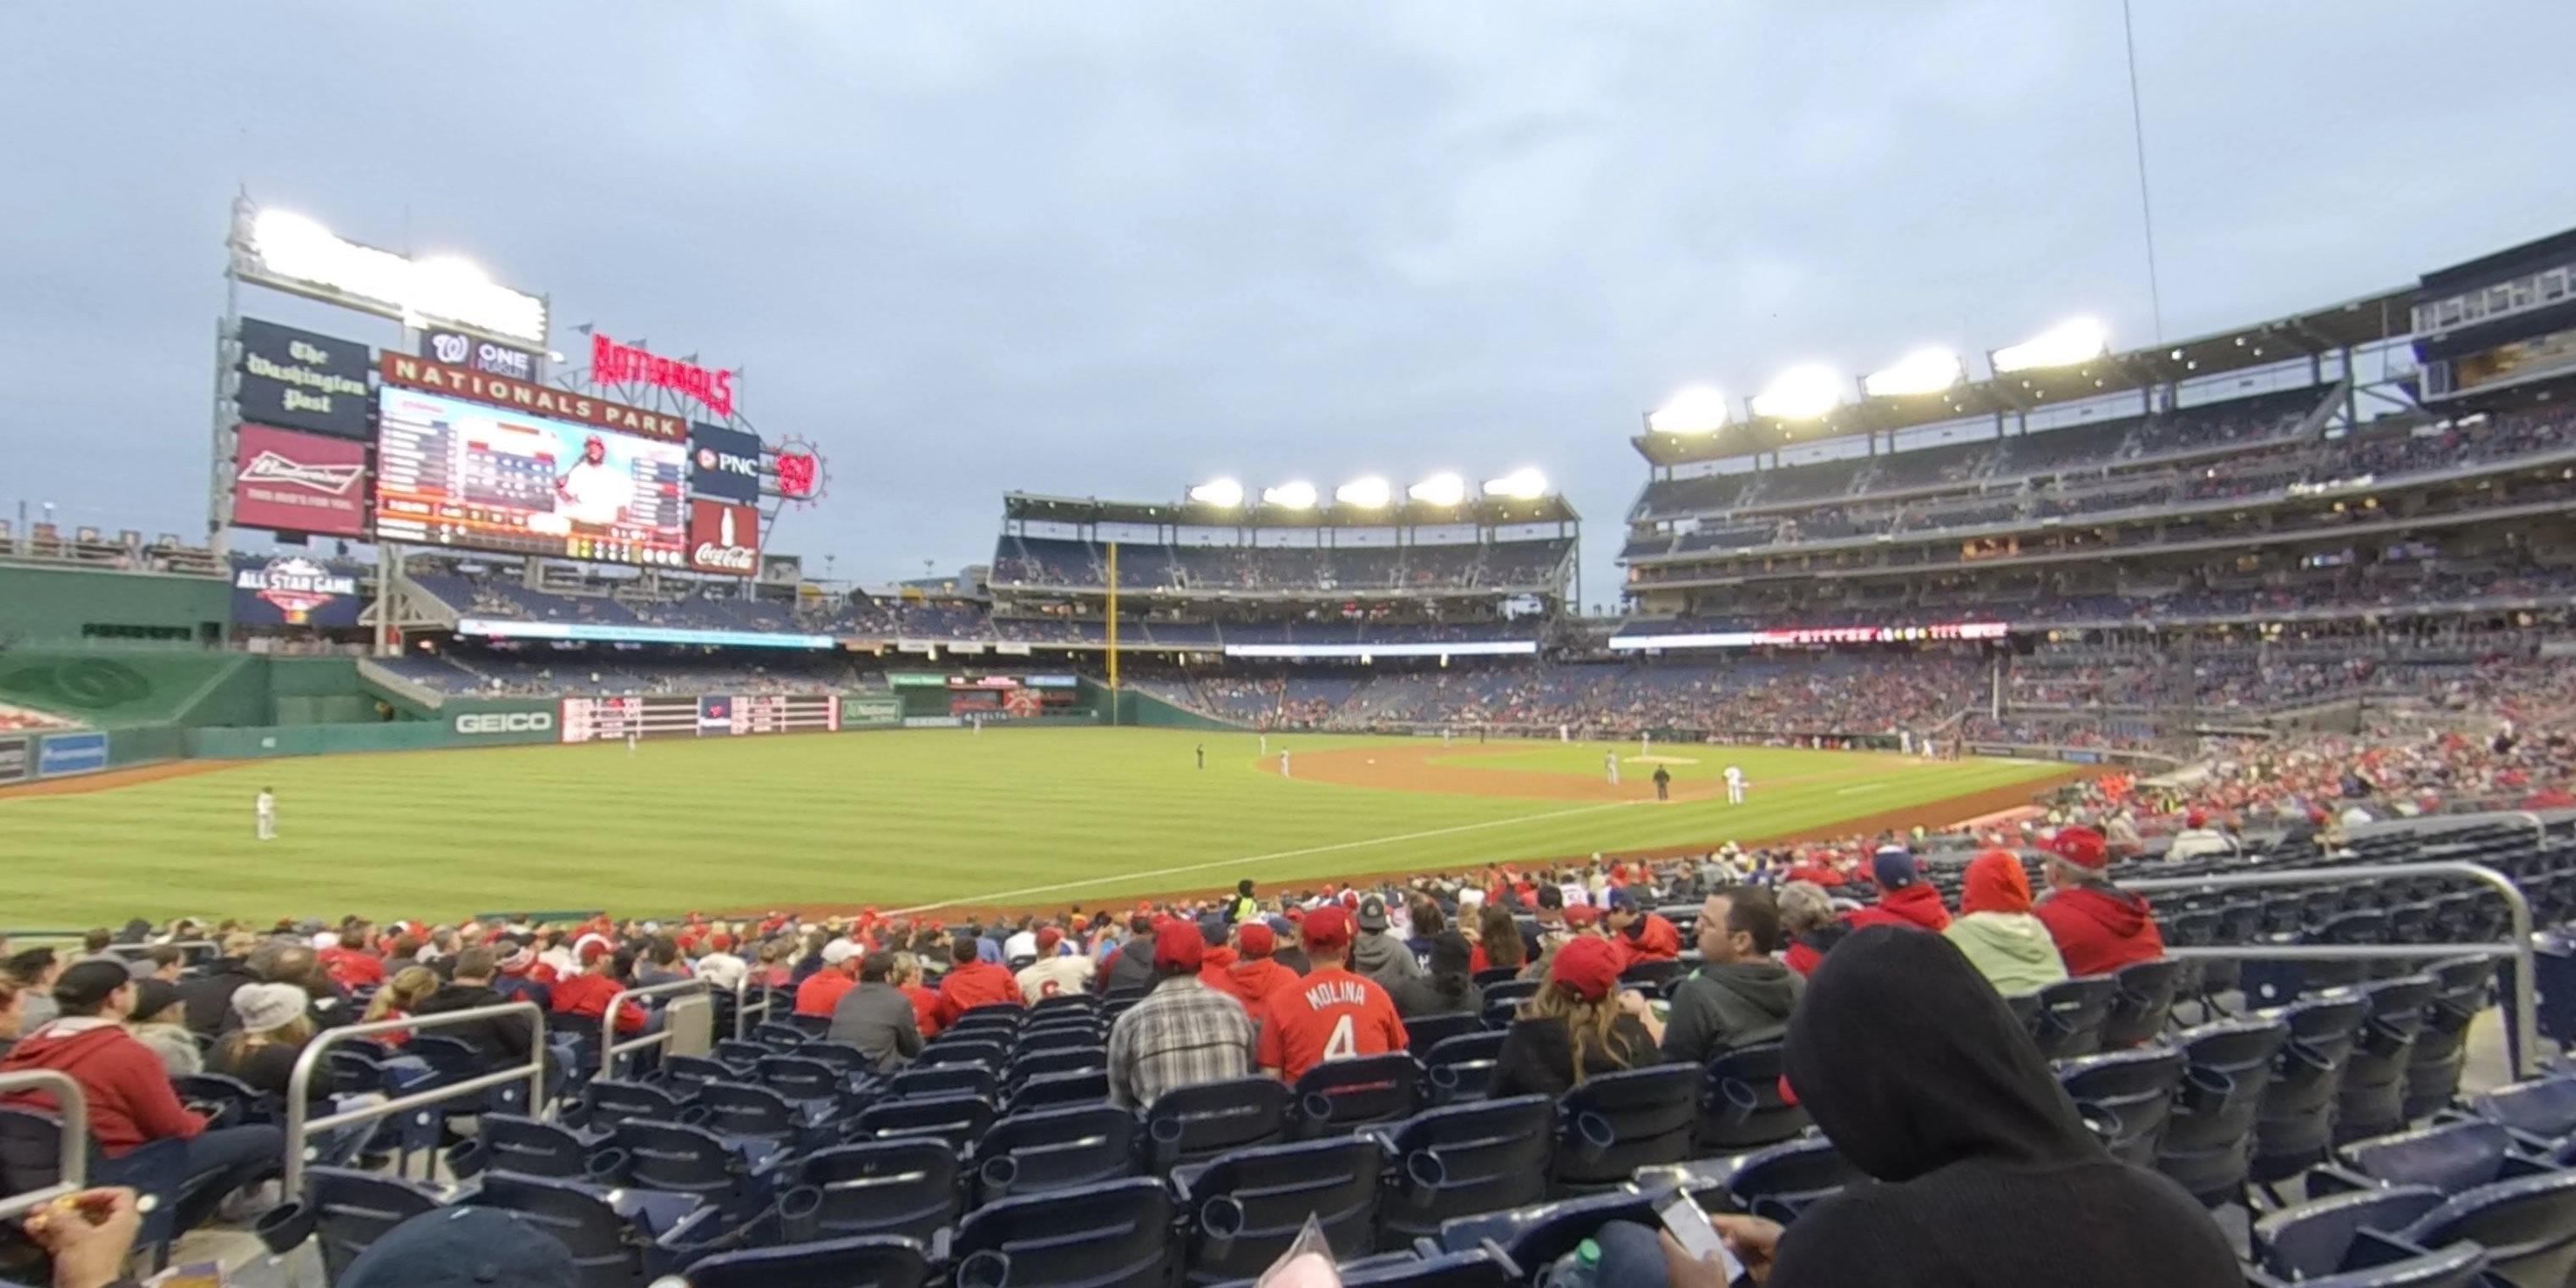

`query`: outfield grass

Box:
[0,729,2072,927]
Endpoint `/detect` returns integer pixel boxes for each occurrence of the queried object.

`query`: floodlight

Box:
[1646,386,1731,434]
[1407,472,1468,506]
[1991,318,2108,373]
[1262,480,1319,510]
[1188,478,1245,508]
[1335,476,1392,508]
[1749,364,1845,420]
[1863,347,1966,397]
[1481,468,1549,500]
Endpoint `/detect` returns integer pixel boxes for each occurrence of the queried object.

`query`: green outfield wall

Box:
[0,565,230,646]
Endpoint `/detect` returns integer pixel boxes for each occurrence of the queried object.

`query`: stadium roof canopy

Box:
[1002,491,1581,528]
[1631,286,2416,468]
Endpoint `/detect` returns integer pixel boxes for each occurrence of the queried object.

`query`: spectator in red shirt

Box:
[314,929,384,992]
[894,952,944,1040]
[2034,826,2167,977]
[1844,849,1952,933]
[1779,880,1846,976]
[1605,888,1682,970]
[795,940,862,1018]
[1205,922,1301,1024]
[936,935,1022,1024]
[2,961,280,1231]
[550,941,647,1035]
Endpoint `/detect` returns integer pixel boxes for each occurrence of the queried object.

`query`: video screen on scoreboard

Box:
[375,386,686,566]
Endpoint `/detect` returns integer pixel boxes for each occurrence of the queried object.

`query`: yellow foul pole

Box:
[1106,541,1120,724]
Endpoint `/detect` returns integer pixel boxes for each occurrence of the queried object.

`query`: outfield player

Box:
[1257,907,1406,1081]
[1724,764,1746,805]
[625,729,639,756]
[1641,731,1652,757]
[1259,733,1269,756]
[1653,764,1671,802]
[1604,751,1620,786]
[1196,743,1206,769]
[1279,748,1291,779]
[254,786,277,841]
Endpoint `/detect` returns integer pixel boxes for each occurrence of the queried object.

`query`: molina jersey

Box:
[1257,967,1407,1081]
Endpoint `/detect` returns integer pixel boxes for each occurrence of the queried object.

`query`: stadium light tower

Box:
[1262,480,1319,510]
[1749,364,1844,421]
[1188,477,1246,508]
[1646,386,1731,434]
[1407,472,1468,507]
[1334,476,1393,509]
[1481,468,1549,500]
[1991,318,2109,374]
[1862,347,1967,397]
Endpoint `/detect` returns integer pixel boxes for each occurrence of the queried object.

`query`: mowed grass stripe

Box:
[0,730,2068,924]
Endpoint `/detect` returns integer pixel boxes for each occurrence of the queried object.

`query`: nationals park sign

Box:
[380,353,686,442]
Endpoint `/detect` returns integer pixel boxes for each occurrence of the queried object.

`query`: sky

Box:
[6,2,2575,610]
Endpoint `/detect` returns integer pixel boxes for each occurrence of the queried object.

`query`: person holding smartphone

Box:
[1646,926,2237,1288]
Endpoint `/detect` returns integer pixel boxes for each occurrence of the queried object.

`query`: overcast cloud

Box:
[6,1,2573,605]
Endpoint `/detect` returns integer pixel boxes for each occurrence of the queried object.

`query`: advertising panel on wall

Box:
[232,425,370,536]
[230,554,365,627]
[380,353,686,441]
[0,735,30,785]
[37,730,109,779]
[559,693,839,741]
[840,696,902,728]
[375,386,687,566]
[422,329,541,381]
[687,422,763,502]
[686,499,760,576]
[236,319,373,438]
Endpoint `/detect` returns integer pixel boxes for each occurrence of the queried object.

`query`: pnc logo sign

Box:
[454,711,555,735]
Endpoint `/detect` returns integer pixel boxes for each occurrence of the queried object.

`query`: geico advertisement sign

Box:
[453,711,555,735]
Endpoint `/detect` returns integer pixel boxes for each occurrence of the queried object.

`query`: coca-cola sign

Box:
[231,425,369,536]
[687,499,760,576]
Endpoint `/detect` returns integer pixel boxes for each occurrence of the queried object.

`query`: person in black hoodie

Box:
[411,947,535,1065]
[1653,926,2239,1288]
[179,931,262,1035]
[1101,914,1160,994]
[1388,932,1482,1020]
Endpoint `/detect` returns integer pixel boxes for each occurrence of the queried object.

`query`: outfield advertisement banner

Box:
[559,692,843,742]
[840,696,902,729]
[36,730,109,779]
[0,735,30,785]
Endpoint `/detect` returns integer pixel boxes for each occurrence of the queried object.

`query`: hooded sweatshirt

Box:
[1661,958,1802,1065]
[1943,852,2070,996]
[1767,927,2238,1288]
[0,1019,207,1156]
[1207,956,1301,1020]
[1844,882,1952,933]
[2035,884,2167,979]
[1613,913,1683,970]
[1349,930,1424,985]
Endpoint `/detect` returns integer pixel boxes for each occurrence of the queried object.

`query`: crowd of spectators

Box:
[991,536,1573,593]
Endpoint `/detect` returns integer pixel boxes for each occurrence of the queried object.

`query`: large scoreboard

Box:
[559,692,843,742]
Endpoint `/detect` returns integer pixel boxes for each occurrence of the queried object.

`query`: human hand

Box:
[1710,1213,1783,1282]
[23,1187,142,1288]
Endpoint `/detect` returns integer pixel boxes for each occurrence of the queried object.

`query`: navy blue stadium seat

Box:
[681,1235,931,1288]
[469,1171,713,1288]
[2245,1237,2489,1288]
[920,1039,1008,1071]
[2100,958,2184,1048]
[1219,1248,1518,1288]
[2157,1017,2289,1206]
[974,1103,1139,1206]
[887,1063,1000,1103]
[2056,1046,2185,1169]
[1010,1069,1112,1112]
[952,1175,1178,1288]
[1177,1136,1382,1285]
[1291,1054,1420,1138]
[1402,1013,1483,1057]
[2321,1119,2545,1198]
[756,1054,844,1102]
[292,1167,446,1286]
[2402,957,2494,1119]
[2024,974,2119,1061]
[1368,1095,1554,1243]
[1011,1046,1108,1082]
[1695,1042,1807,1153]
[2396,1169,2576,1288]
[609,1119,768,1215]
[2253,994,2368,1185]
[1422,1032,1506,1105]
[694,1080,813,1146]
[583,1079,690,1130]
[855,1091,995,1150]
[454,1113,595,1181]
[2253,1185,2446,1283]
[781,1140,961,1244]
[1017,1025,1104,1056]
[660,1054,732,1102]
[1146,1076,1288,1172]
[2473,1074,2576,1151]
[1549,1063,1697,1194]
[1722,1136,1863,1224]
[2335,975,2435,1145]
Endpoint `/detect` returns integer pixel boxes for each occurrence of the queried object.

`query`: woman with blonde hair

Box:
[214,982,321,1099]
[1490,935,1665,1098]
[1477,904,1527,974]
[360,966,440,1047]
[1779,880,1847,976]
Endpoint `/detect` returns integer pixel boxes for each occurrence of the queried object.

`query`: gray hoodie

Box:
[1941,913,2069,997]
[1350,931,1423,986]
[1661,958,1802,1065]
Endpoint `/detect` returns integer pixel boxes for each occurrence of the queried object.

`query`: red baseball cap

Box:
[2185,809,2208,828]
[1035,926,1063,952]
[1302,906,1354,950]
[1153,930,1203,972]
[1563,904,1602,928]
[2050,826,2110,871]
[1550,935,1622,1002]
[1237,924,1275,958]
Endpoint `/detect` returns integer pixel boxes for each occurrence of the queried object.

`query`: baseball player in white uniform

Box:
[1604,752,1620,786]
[1724,765,1746,805]
[254,787,278,841]
[1280,748,1291,779]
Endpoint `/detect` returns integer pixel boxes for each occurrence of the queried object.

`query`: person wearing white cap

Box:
[211,982,318,1097]
[1002,930,1039,969]
[796,940,863,1017]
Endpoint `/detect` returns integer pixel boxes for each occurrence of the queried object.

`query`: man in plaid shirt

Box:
[1105,919,1257,1108]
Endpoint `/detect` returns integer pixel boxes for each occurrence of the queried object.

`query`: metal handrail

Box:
[601,978,711,1073]
[733,970,770,1041]
[0,1070,90,1220]
[2120,859,2540,1079]
[281,1001,547,1196]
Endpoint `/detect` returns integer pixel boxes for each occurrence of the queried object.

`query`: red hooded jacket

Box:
[549,972,646,1035]
[1206,957,1301,1023]
[2035,886,2166,977]
[1614,913,1683,970]
[937,960,1023,1024]
[1,1021,207,1157]
[1843,883,1952,933]
[317,946,385,991]
[902,983,945,1039]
